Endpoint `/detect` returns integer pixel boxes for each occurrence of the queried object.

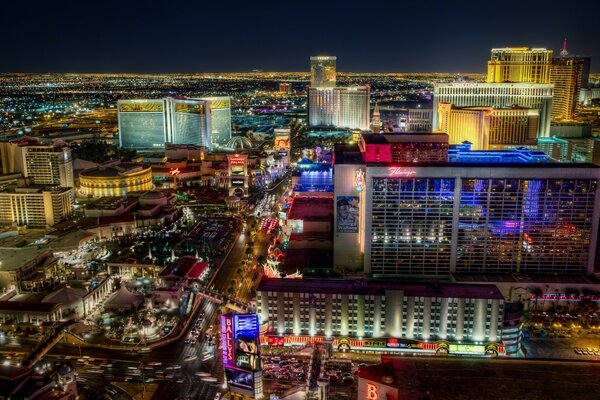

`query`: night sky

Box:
[3,0,599,73]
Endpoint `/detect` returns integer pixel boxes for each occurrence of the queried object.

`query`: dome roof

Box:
[226,136,254,150]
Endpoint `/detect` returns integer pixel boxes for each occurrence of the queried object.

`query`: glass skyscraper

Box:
[200,97,232,148]
[169,98,211,148]
[118,99,168,149]
[310,56,337,88]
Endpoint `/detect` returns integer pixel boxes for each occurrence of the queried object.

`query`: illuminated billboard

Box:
[221,314,235,368]
[274,136,290,151]
[222,313,263,398]
[336,196,359,233]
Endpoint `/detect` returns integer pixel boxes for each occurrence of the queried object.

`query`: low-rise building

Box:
[257,278,517,355]
[78,162,153,197]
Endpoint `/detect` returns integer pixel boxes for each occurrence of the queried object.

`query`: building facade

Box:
[0,186,74,228]
[118,99,168,150]
[0,140,74,188]
[308,86,370,130]
[118,97,232,150]
[437,103,539,150]
[168,98,211,148]
[432,82,553,138]
[310,56,337,88]
[257,278,506,343]
[200,96,232,148]
[336,86,370,130]
[78,163,153,197]
[551,56,585,121]
[333,141,600,277]
[487,47,553,84]
[308,88,337,127]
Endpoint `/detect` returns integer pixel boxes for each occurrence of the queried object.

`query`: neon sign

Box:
[366,383,378,399]
[355,168,365,192]
[221,314,235,367]
[228,155,247,166]
[388,167,417,177]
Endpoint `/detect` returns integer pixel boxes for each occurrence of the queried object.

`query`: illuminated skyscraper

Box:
[199,96,232,148]
[168,98,211,148]
[487,47,553,84]
[118,99,169,150]
[310,56,337,88]
[437,103,539,150]
[0,139,73,188]
[432,82,553,137]
[334,137,600,276]
[335,86,370,130]
[550,41,585,121]
[308,87,370,130]
[308,88,337,127]
[119,97,231,150]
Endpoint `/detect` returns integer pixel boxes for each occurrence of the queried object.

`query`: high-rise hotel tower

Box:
[487,47,553,84]
[307,56,370,130]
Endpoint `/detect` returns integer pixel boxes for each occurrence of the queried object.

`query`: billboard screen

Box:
[234,314,260,371]
[336,196,359,233]
[225,368,254,391]
[274,136,290,151]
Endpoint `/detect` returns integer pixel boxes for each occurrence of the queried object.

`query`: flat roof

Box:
[257,278,504,300]
[159,256,198,278]
[360,357,600,400]
[0,301,60,313]
[0,247,52,272]
[287,197,333,221]
[362,132,449,144]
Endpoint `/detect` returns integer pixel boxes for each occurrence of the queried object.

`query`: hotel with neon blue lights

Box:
[333,133,600,278]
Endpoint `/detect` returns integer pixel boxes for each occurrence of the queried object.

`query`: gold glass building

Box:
[550,57,585,121]
[487,47,553,84]
[79,164,153,198]
[310,56,337,88]
[437,103,539,150]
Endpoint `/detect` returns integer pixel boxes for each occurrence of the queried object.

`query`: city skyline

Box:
[2,0,599,73]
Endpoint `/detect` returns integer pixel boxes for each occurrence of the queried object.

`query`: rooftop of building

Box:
[0,246,54,272]
[0,301,60,313]
[335,142,600,168]
[0,185,72,194]
[361,132,449,144]
[159,256,200,279]
[359,356,600,400]
[80,163,150,178]
[453,273,600,285]
[280,249,333,275]
[434,81,554,88]
[287,197,333,222]
[257,277,504,300]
